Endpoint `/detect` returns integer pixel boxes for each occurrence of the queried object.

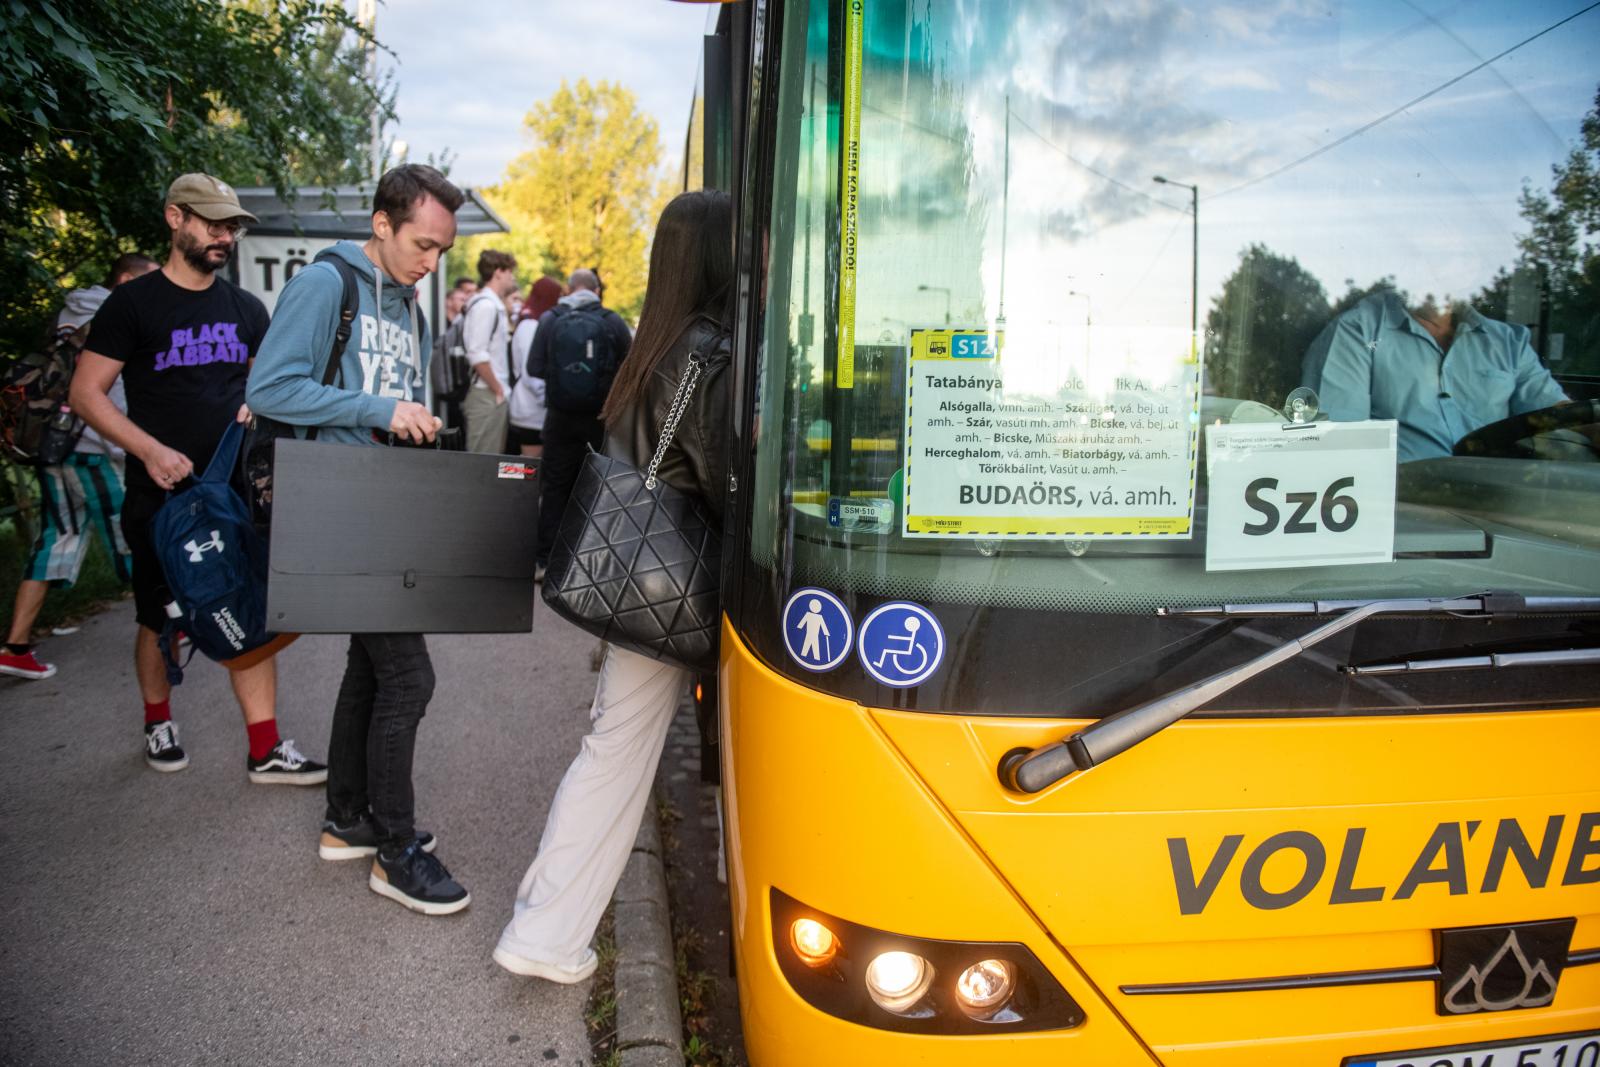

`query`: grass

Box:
[585,904,621,1067]
[658,793,741,1067]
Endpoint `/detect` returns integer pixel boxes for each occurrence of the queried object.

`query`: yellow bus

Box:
[694,1,1600,1062]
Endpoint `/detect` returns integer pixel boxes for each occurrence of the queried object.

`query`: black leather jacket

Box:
[604,315,733,522]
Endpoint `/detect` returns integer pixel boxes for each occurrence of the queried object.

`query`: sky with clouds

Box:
[372,0,718,189]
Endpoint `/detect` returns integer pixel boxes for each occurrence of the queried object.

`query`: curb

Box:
[613,779,683,1067]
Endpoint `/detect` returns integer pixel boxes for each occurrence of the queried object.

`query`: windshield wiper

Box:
[1346,646,1600,675]
[998,592,1600,794]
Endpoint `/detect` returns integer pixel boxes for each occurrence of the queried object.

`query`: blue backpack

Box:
[151,420,273,679]
[544,303,620,415]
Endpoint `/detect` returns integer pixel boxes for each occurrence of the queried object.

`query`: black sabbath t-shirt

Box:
[87,269,270,493]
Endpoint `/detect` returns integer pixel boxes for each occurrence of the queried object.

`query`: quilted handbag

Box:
[540,354,721,674]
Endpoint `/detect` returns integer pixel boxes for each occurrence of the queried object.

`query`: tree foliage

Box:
[0,0,392,354]
[457,79,668,322]
[1509,84,1600,373]
[1203,244,1330,408]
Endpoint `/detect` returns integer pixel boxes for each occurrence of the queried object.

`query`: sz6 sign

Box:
[1205,421,1396,572]
[1242,476,1359,536]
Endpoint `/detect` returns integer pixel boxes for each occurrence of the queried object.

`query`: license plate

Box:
[1346,1030,1600,1067]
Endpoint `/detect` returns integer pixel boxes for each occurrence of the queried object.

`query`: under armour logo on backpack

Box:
[185,530,224,562]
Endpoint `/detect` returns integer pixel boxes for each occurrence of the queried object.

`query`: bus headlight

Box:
[770,888,1083,1035]
[865,951,933,1013]
[790,918,838,967]
[955,958,1016,1018]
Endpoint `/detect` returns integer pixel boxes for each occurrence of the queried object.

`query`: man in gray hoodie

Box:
[247,164,471,916]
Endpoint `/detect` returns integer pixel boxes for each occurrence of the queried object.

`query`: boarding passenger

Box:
[67,174,325,784]
[246,163,471,915]
[527,268,633,576]
[2,254,156,682]
[1301,289,1568,462]
[506,276,563,459]
[461,250,519,455]
[495,190,733,982]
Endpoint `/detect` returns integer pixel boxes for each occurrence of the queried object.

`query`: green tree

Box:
[0,0,392,354]
[1508,84,1600,373]
[1203,244,1331,409]
[447,186,556,292]
[476,79,667,322]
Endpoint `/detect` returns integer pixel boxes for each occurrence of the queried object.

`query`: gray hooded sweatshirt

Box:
[246,241,431,447]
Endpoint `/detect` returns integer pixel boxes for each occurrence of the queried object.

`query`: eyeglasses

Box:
[179,206,248,239]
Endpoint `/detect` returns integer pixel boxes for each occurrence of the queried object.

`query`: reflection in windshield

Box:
[753,0,1600,609]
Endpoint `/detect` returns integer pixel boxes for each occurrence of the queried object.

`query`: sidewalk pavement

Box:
[0,599,607,1066]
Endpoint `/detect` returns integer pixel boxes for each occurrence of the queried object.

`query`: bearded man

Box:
[68,173,326,785]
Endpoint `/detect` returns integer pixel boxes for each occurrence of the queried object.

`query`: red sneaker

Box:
[0,649,57,680]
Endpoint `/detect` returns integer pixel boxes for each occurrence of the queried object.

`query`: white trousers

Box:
[498,644,687,966]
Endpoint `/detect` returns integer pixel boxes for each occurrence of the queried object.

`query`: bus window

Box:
[744,0,1600,715]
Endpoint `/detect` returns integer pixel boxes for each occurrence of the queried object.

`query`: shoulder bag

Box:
[540,351,721,674]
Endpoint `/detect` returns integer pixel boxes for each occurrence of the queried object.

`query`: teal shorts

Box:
[23,453,132,587]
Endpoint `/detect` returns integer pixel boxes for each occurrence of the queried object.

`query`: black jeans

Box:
[537,407,605,566]
[324,633,435,852]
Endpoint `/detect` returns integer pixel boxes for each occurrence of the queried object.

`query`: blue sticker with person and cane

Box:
[782,588,853,672]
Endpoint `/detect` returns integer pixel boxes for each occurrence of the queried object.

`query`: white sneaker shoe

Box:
[492,944,598,984]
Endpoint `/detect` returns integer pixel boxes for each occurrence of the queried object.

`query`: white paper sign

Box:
[903,327,1200,539]
[1204,420,1397,571]
[234,235,442,319]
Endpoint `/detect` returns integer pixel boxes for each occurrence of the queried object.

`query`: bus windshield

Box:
[743,0,1600,713]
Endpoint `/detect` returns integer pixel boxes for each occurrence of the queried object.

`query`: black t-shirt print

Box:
[86,269,270,493]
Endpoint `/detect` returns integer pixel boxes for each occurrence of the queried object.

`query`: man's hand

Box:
[389,401,442,444]
[493,383,507,405]
[142,443,194,489]
[236,402,252,424]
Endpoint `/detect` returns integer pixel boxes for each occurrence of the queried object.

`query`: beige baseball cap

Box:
[164,173,258,223]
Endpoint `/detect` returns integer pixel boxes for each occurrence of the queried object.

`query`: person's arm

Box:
[513,319,546,404]
[1506,325,1569,415]
[608,310,633,360]
[462,296,505,401]
[680,336,733,522]
[1301,313,1373,422]
[527,311,555,379]
[246,263,398,431]
[70,351,193,485]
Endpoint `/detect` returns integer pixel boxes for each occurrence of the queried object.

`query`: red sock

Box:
[246,719,281,761]
[144,699,171,726]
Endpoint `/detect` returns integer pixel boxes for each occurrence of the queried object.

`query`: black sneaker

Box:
[319,816,437,861]
[247,739,328,785]
[144,720,189,772]
[369,840,470,915]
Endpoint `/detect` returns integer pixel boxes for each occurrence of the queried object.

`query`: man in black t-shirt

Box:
[69,173,327,785]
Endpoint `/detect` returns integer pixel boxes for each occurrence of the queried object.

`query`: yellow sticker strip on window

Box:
[836,0,864,390]
[903,326,1199,539]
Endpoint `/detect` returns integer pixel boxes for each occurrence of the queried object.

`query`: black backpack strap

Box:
[305,252,360,442]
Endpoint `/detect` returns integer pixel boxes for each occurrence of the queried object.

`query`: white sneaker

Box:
[492,944,598,984]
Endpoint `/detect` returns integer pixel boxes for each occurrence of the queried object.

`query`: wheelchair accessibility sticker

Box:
[782,588,853,672]
[857,602,944,688]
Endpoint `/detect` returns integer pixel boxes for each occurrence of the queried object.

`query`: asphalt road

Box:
[0,598,604,1066]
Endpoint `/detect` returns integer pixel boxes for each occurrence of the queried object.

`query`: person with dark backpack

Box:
[67,174,326,786]
[2,253,156,682]
[526,268,632,574]
[247,163,472,917]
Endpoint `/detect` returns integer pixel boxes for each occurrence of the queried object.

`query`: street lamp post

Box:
[1153,175,1198,360]
[917,284,952,326]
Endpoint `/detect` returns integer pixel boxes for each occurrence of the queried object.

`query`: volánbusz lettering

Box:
[1167,813,1600,915]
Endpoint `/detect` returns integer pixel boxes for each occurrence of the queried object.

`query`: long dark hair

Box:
[601,190,733,425]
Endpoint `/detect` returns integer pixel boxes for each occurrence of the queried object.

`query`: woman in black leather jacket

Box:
[494,190,733,984]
